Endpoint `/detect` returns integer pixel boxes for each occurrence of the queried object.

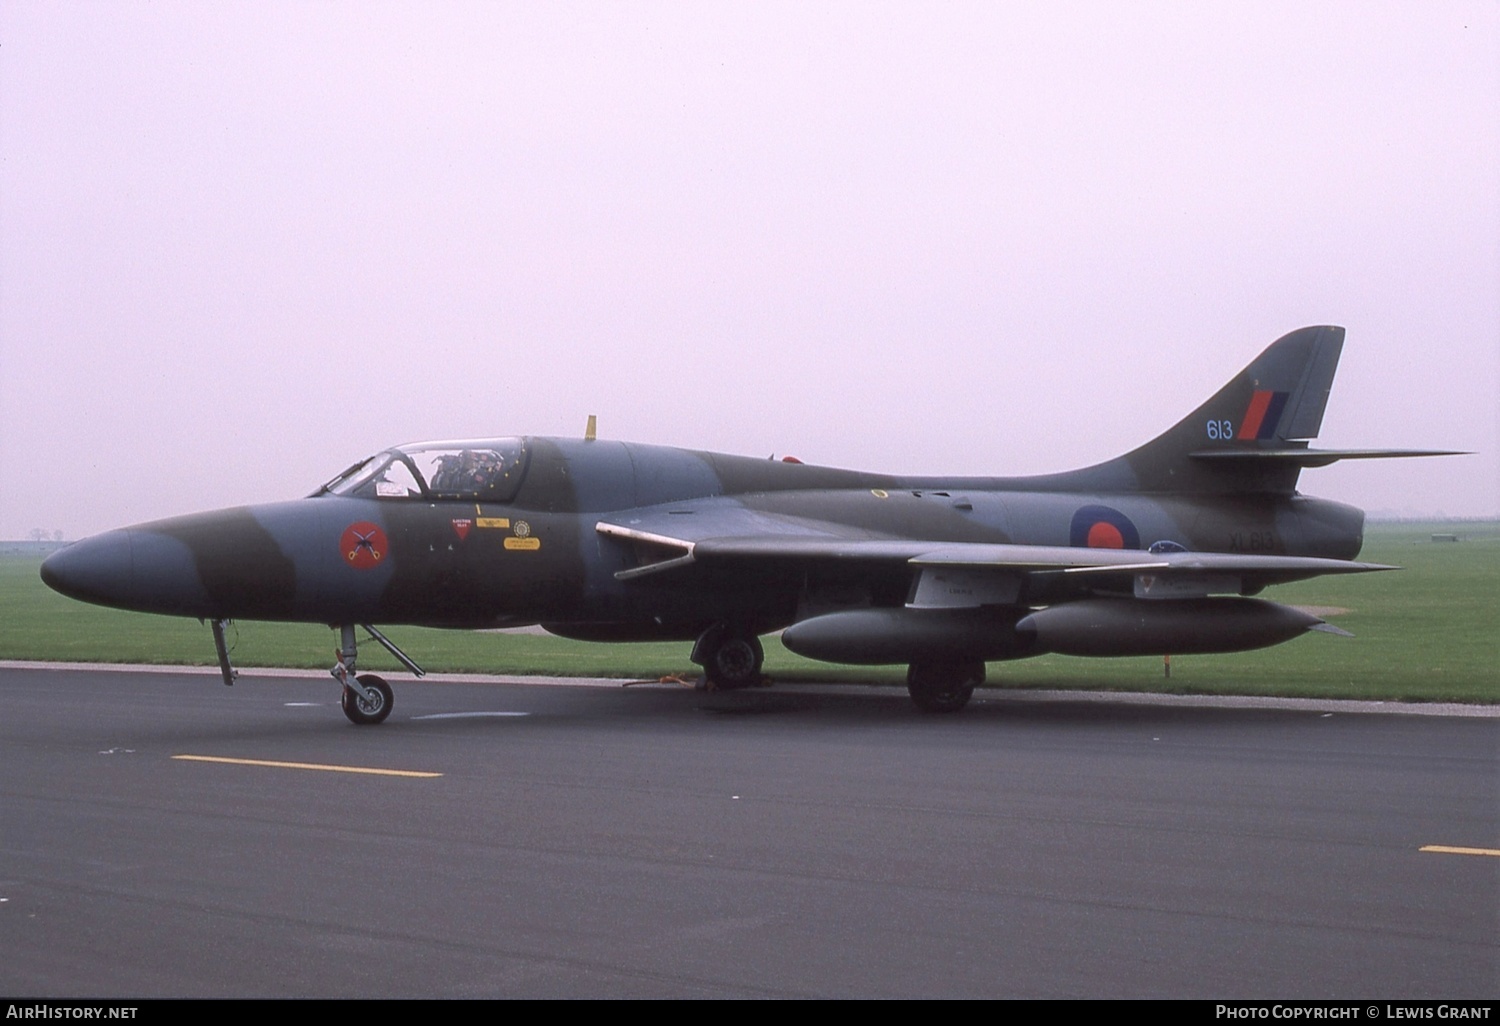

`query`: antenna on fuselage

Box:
[584,414,597,442]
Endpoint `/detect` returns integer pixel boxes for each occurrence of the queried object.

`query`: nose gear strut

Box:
[331,624,425,725]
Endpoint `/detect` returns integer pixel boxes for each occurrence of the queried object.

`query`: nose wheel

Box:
[330,624,422,725]
[341,674,394,725]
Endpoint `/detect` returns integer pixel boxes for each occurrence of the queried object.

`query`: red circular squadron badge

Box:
[340,521,388,570]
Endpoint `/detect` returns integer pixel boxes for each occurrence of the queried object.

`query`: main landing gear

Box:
[692,623,766,690]
[331,624,425,726]
[906,660,984,713]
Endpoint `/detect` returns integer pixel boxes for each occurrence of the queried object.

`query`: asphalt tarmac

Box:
[1,665,1495,998]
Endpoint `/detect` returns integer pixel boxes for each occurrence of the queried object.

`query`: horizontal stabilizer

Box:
[1190,447,1467,468]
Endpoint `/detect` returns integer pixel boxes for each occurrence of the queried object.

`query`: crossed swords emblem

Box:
[347,529,383,562]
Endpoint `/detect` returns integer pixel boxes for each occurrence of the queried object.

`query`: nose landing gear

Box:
[341,674,394,725]
[332,624,424,725]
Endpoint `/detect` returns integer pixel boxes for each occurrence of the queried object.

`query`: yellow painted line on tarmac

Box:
[172,754,442,778]
[1420,845,1500,857]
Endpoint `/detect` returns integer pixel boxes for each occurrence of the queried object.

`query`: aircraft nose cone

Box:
[40,530,135,606]
[42,528,213,615]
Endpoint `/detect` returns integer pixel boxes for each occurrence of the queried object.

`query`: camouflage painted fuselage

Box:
[41,435,1364,638]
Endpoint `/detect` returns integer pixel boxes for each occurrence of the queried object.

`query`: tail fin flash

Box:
[1081,326,1460,495]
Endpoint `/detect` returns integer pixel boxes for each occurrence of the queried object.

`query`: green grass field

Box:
[3,521,1496,702]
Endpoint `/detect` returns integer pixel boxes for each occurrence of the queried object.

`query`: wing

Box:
[595,501,1394,603]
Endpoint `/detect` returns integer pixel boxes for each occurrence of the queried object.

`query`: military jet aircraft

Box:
[41,326,1458,724]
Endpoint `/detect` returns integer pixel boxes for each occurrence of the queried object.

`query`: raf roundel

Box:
[1069,504,1140,550]
[340,522,389,570]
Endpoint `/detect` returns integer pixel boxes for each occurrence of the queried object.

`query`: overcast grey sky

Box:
[2,2,1496,539]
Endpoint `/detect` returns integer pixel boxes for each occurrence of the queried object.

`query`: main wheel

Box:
[342,673,394,725]
[907,661,983,714]
[703,632,765,690]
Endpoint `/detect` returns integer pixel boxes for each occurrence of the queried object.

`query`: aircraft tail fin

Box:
[1072,326,1345,494]
[1182,323,1346,452]
[1072,325,1463,495]
[1080,325,1350,494]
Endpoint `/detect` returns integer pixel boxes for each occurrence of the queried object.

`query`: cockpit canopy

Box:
[317,439,529,503]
